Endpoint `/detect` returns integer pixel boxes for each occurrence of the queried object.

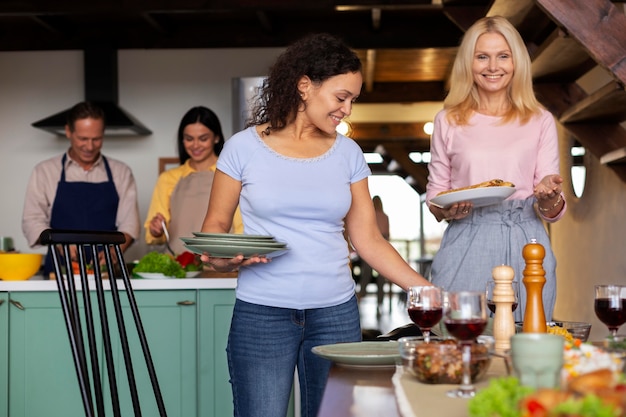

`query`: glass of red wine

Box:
[443,291,488,398]
[594,284,626,337]
[407,286,443,343]
[486,280,520,322]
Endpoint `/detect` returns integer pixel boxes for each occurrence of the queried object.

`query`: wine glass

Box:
[407,286,443,343]
[486,280,520,322]
[443,291,488,398]
[594,285,626,337]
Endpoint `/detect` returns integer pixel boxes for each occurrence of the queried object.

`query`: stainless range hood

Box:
[32,48,151,136]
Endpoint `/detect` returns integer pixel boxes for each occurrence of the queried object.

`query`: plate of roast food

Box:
[429,179,515,209]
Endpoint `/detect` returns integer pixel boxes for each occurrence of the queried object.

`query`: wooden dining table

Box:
[317,357,510,417]
[317,365,400,417]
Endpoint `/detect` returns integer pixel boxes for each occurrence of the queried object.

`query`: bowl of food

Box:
[0,253,43,280]
[398,336,494,384]
[515,321,591,342]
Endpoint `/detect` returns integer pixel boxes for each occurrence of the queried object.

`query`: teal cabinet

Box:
[1,286,248,417]
[7,291,84,417]
[0,292,8,417]
[111,290,198,417]
[197,289,236,417]
[5,289,199,417]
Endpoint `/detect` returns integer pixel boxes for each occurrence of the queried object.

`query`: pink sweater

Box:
[426,108,565,221]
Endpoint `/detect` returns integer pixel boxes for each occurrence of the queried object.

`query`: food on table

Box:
[133,251,186,278]
[562,340,624,382]
[468,377,534,417]
[436,178,515,196]
[408,338,491,384]
[520,369,626,417]
[547,325,575,342]
[175,251,201,272]
[469,370,626,417]
[67,260,106,276]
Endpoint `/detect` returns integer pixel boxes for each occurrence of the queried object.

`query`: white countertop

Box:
[0,275,237,291]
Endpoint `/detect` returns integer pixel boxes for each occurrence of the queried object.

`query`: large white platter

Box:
[311,341,400,367]
[429,186,515,209]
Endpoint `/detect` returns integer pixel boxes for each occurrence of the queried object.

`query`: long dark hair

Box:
[177,106,224,164]
[247,33,362,131]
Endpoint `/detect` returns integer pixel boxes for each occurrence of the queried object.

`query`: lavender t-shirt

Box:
[217,127,371,309]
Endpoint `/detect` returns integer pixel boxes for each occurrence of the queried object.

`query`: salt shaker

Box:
[491,265,516,353]
[522,239,547,333]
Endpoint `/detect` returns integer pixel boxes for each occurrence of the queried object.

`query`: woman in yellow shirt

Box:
[145,106,243,254]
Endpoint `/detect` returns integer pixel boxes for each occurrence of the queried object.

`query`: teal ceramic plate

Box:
[311,341,400,367]
[184,243,289,259]
[180,237,286,248]
[191,232,275,240]
[429,186,515,209]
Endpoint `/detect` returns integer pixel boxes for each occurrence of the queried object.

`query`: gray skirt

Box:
[431,198,556,321]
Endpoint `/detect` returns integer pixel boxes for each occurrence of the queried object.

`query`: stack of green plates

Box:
[181,232,288,258]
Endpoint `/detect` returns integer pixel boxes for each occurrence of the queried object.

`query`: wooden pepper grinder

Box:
[492,265,516,353]
[522,239,547,333]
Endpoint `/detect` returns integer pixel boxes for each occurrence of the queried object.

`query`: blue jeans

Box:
[227,296,361,417]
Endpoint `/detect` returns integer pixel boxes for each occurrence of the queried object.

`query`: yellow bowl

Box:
[0,253,43,280]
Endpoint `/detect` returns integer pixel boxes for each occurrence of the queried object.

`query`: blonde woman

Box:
[426,16,566,320]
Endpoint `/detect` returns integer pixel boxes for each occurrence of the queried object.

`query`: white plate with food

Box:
[430,186,515,209]
[311,341,400,367]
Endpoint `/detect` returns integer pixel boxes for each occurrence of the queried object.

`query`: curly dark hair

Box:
[177,106,225,165]
[247,33,362,131]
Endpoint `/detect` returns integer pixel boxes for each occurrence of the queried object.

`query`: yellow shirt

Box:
[144,160,243,244]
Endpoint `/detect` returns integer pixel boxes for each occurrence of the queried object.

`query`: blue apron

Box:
[43,154,119,276]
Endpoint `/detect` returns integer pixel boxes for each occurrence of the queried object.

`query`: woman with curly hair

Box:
[426,16,566,321]
[200,33,430,417]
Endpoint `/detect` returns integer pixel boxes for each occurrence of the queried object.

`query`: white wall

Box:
[0,48,284,261]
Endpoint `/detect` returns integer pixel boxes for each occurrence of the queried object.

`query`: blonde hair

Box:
[444,16,542,125]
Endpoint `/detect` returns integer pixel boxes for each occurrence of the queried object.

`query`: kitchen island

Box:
[0,275,240,417]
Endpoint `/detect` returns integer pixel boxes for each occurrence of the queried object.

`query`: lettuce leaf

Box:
[133,251,185,278]
[468,377,534,417]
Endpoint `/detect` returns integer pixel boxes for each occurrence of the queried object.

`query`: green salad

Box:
[468,377,533,417]
[133,251,185,278]
[468,376,623,417]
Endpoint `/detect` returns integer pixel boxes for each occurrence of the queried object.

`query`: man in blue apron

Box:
[22,102,140,278]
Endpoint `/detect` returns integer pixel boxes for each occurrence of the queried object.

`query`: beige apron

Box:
[168,170,214,254]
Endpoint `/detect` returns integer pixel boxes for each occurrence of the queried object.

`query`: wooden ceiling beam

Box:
[364,49,376,93]
[351,122,431,142]
[357,81,447,103]
[536,0,626,86]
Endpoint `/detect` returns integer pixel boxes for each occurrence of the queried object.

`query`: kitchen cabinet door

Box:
[6,289,197,417]
[107,289,197,417]
[197,289,236,417]
[0,292,8,417]
[7,291,84,417]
